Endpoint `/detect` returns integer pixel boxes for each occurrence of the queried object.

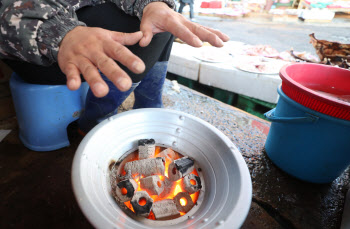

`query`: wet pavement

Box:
[160,80,350,229]
[1,80,349,228]
[192,14,350,54]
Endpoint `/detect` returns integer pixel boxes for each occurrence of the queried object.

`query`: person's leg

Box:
[3,59,69,85]
[133,35,174,109]
[76,2,174,132]
[189,3,194,19]
[178,3,185,14]
[78,73,140,133]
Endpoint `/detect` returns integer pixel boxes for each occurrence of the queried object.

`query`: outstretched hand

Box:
[57,26,145,97]
[139,2,229,48]
[58,4,229,98]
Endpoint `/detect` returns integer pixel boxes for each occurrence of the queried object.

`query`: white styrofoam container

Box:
[199,62,281,104]
[168,42,201,81]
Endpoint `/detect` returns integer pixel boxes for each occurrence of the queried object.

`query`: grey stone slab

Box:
[161,80,349,229]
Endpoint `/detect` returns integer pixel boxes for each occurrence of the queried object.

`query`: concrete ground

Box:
[1,80,348,229]
[185,13,350,54]
[1,9,349,229]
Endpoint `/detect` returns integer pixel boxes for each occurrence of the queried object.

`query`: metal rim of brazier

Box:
[72,108,252,229]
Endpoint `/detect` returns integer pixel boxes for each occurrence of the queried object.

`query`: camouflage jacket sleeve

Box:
[0,0,86,66]
[0,0,175,67]
[109,0,176,20]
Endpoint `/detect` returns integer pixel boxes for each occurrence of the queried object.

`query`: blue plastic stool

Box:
[10,73,89,151]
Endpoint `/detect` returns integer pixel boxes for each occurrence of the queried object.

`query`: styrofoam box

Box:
[199,62,281,104]
[168,42,201,81]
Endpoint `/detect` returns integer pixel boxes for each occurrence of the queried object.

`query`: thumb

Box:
[111,31,143,45]
[139,21,154,47]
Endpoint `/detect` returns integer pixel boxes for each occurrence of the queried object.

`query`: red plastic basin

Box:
[200,1,222,8]
[209,1,222,8]
[280,63,350,120]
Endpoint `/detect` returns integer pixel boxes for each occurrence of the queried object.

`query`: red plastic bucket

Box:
[280,63,350,120]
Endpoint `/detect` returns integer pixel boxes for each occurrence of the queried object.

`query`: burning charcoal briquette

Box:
[138,139,155,159]
[152,199,180,220]
[174,192,194,213]
[131,191,154,217]
[124,157,165,177]
[181,174,202,194]
[115,179,138,202]
[118,169,132,181]
[158,177,175,199]
[140,175,164,196]
[157,148,176,161]
[168,156,195,181]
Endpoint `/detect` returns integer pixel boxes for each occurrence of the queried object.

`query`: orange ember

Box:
[180,197,187,206]
[121,187,128,195]
[124,201,134,212]
[139,198,147,206]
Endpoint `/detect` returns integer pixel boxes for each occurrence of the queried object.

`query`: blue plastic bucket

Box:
[265,86,350,183]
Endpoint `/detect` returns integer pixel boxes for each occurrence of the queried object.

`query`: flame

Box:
[133,176,142,192]
[191,168,199,176]
[148,211,156,220]
[179,197,187,206]
[154,147,161,156]
[173,181,183,197]
[164,158,172,178]
[190,191,199,204]
[164,166,169,177]
[124,201,134,212]
[189,169,200,204]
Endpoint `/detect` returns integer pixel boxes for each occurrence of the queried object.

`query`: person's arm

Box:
[0,0,86,66]
[108,0,229,48]
[0,0,144,98]
[58,1,229,99]
[139,2,229,47]
[108,0,176,19]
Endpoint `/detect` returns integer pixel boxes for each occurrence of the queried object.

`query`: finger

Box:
[139,21,154,47]
[103,41,145,74]
[92,52,133,92]
[110,31,143,46]
[62,62,81,91]
[76,57,109,98]
[187,22,223,47]
[200,25,230,42]
[167,20,203,47]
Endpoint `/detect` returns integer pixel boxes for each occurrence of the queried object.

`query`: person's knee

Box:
[77,2,141,33]
[151,32,173,48]
[152,32,175,62]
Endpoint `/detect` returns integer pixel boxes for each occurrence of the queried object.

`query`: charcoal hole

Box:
[139,197,147,206]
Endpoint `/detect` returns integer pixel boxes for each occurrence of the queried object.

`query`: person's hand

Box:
[57,26,145,98]
[139,2,230,48]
